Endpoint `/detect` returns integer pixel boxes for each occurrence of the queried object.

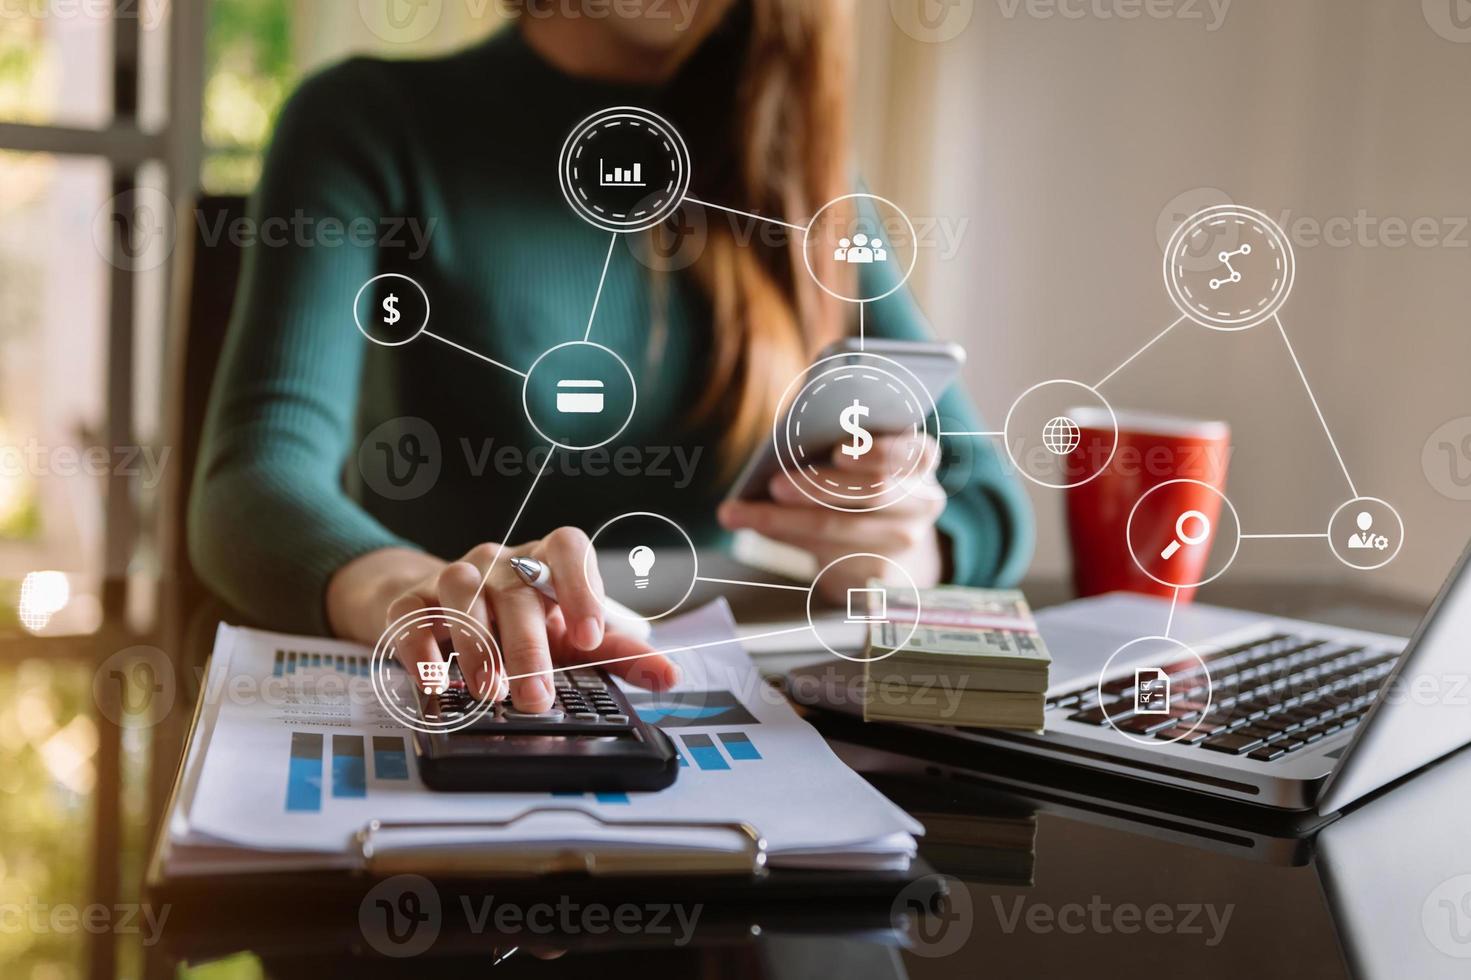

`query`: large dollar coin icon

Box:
[777,354,933,511]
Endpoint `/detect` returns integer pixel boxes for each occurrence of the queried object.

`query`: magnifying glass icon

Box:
[1161,510,1211,560]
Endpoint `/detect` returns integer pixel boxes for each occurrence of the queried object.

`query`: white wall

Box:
[862,0,1471,601]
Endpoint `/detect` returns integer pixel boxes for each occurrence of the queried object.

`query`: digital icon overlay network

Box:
[348,106,1404,739]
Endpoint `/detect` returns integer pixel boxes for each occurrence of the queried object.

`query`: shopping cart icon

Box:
[417,653,457,695]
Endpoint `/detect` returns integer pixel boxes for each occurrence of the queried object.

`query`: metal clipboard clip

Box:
[356,806,769,879]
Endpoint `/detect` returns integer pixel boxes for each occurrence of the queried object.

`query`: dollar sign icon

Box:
[382,293,401,327]
[840,399,873,459]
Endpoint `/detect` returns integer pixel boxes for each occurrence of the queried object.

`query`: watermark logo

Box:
[92,187,175,273]
[93,646,175,729]
[892,874,974,957]
[627,205,708,273]
[1423,874,1471,958]
[1423,417,1471,501]
[360,0,444,44]
[1156,186,1235,265]
[1424,0,1471,43]
[890,0,976,43]
[360,874,442,958]
[358,416,442,501]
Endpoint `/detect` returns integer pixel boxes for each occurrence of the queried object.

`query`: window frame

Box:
[0,0,206,629]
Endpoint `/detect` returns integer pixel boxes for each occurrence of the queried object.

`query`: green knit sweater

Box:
[188,28,1033,634]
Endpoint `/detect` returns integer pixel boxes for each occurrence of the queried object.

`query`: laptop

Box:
[788,541,1471,814]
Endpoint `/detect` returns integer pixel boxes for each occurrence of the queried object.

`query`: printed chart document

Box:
[160,601,920,878]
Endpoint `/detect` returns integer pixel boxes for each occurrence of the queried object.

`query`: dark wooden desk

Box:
[12,567,1445,979]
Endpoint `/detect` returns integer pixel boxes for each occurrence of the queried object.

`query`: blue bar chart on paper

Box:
[274,649,370,677]
[284,732,414,812]
[373,735,410,781]
[285,732,324,812]
[331,735,367,799]
[626,690,763,773]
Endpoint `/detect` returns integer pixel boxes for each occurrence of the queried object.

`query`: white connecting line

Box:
[1165,587,1181,639]
[1095,315,1186,390]
[464,448,555,613]
[422,330,527,378]
[1240,533,1329,540]
[683,195,809,233]
[1273,313,1359,500]
[694,575,813,594]
[505,625,814,682]
[583,232,619,343]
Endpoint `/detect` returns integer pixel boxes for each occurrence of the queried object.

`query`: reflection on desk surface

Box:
[140,743,1471,979]
[0,568,1455,980]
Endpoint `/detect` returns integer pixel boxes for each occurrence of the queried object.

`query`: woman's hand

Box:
[716,434,949,602]
[326,528,679,712]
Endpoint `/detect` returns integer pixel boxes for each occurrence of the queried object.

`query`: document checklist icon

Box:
[1134,668,1171,715]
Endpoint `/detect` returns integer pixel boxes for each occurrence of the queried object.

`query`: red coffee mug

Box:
[1065,409,1231,599]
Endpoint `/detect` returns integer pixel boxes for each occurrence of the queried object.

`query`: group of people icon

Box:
[834,232,887,265]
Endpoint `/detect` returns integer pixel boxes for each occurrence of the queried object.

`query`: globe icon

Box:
[1043,416,1081,456]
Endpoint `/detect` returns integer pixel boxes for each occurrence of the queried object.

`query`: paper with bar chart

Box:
[163,601,918,875]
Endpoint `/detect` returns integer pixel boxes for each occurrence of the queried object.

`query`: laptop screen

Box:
[1319,540,1471,812]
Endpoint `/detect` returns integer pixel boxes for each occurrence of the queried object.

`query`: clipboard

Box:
[355,808,768,877]
[146,657,771,887]
[144,652,939,928]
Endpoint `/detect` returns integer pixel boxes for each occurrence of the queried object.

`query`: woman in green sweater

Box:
[189,0,1032,711]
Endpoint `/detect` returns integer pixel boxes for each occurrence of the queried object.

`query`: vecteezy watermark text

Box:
[358,875,702,957]
[462,895,701,945]
[196,210,438,260]
[358,418,708,502]
[1159,190,1471,253]
[995,0,1231,31]
[0,439,170,491]
[0,899,171,947]
[357,0,703,46]
[0,0,169,30]
[460,440,703,488]
[993,896,1234,946]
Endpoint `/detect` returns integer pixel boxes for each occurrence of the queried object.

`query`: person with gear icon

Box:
[1347,511,1387,550]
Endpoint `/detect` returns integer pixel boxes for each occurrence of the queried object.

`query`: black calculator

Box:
[410,664,680,793]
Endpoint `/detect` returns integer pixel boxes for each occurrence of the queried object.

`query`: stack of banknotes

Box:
[862,586,1051,731]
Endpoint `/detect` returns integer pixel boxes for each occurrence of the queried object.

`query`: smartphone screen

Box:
[725,338,965,502]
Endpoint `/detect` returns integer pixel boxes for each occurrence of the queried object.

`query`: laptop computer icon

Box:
[846,587,887,624]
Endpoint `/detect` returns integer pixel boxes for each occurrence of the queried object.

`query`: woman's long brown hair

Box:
[661,0,855,474]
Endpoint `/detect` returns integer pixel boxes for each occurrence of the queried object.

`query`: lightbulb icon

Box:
[628,545,656,590]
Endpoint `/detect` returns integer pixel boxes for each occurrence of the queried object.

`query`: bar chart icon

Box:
[599,159,646,187]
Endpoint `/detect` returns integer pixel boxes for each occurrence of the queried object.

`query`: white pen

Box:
[508,555,652,642]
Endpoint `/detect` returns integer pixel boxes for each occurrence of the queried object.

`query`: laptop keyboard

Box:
[1046,633,1401,763]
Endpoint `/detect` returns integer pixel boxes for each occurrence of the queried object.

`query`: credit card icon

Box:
[556,379,605,414]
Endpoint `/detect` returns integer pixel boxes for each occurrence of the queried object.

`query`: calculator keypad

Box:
[419,667,641,731]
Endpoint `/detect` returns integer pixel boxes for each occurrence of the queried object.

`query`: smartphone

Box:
[413,664,680,793]
[725,337,966,502]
